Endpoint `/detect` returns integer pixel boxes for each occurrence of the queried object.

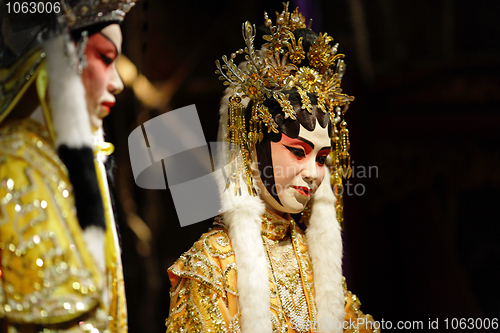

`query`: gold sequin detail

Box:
[0,119,126,332]
[262,212,316,333]
[167,213,377,333]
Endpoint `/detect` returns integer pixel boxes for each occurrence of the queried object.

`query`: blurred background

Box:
[105,0,500,332]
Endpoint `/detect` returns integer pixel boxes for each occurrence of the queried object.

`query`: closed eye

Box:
[100,53,114,66]
[284,145,305,158]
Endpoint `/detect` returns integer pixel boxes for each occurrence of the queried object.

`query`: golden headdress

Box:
[216,2,354,225]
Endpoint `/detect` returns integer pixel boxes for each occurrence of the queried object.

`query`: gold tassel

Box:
[227,95,255,196]
[329,105,351,229]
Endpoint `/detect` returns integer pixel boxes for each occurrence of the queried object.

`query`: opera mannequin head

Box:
[79,23,124,131]
[251,91,332,216]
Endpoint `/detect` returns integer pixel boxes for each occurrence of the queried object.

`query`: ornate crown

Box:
[216,3,353,224]
[63,0,137,30]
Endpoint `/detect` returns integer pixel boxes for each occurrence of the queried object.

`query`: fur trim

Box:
[57,145,106,230]
[82,225,106,273]
[93,127,109,163]
[306,168,345,333]
[224,193,271,332]
[44,34,93,148]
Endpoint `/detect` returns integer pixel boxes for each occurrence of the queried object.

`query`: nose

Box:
[108,64,124,95]
[302,156,318,183]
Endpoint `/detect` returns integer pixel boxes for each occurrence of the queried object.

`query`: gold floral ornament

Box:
[215,2,355,208]
[262,51,296,88]
[288,7,308,31]
[297,86,313,114]
[308,33,334,72]
[257,104,278,133]
[273,92,296,120]
[241,73,267,101]
[295,67,322,94]
[319,65,354,112]
[262,9,291,54]
[285,31,306,65]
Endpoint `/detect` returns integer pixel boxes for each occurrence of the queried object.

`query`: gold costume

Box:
[166,211,377,333]
[0,119,126,332]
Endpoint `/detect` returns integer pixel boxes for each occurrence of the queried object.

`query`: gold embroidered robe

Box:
[0,119,127,332]
[166,211,377,333]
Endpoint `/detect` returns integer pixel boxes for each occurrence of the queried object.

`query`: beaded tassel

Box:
[248,104,262,144]
[330,105,351,229]
[227,95,254,196]
[338,104,352,179]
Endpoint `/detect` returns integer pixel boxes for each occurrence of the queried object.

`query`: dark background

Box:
[104,0,500,332]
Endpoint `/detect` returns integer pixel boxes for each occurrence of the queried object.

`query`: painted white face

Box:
[253,120,331,216]
[80,24,123,131]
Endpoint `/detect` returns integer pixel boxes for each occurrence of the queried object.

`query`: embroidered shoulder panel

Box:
[167,228,234,332]
[166,278,227,333]
[168,229,235,298]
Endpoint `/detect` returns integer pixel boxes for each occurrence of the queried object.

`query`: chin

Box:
[279,200,307,214]
[288,207,305,214]
[90,118,103,132]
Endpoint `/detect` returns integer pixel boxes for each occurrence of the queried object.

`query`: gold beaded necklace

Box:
[262,213,315,332]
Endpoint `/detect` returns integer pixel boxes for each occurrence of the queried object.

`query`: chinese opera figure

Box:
[0,1,136,332]
[165,4,378,333]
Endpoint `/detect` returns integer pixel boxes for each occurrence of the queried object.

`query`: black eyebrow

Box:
[296,136,314,149]
[295,137,331,151]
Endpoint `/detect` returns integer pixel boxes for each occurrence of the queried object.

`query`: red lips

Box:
[292,186,311,196]
[101,101,115,114]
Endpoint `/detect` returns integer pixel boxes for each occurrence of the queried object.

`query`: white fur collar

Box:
[305,169,345,333]
[44,34,93,149]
